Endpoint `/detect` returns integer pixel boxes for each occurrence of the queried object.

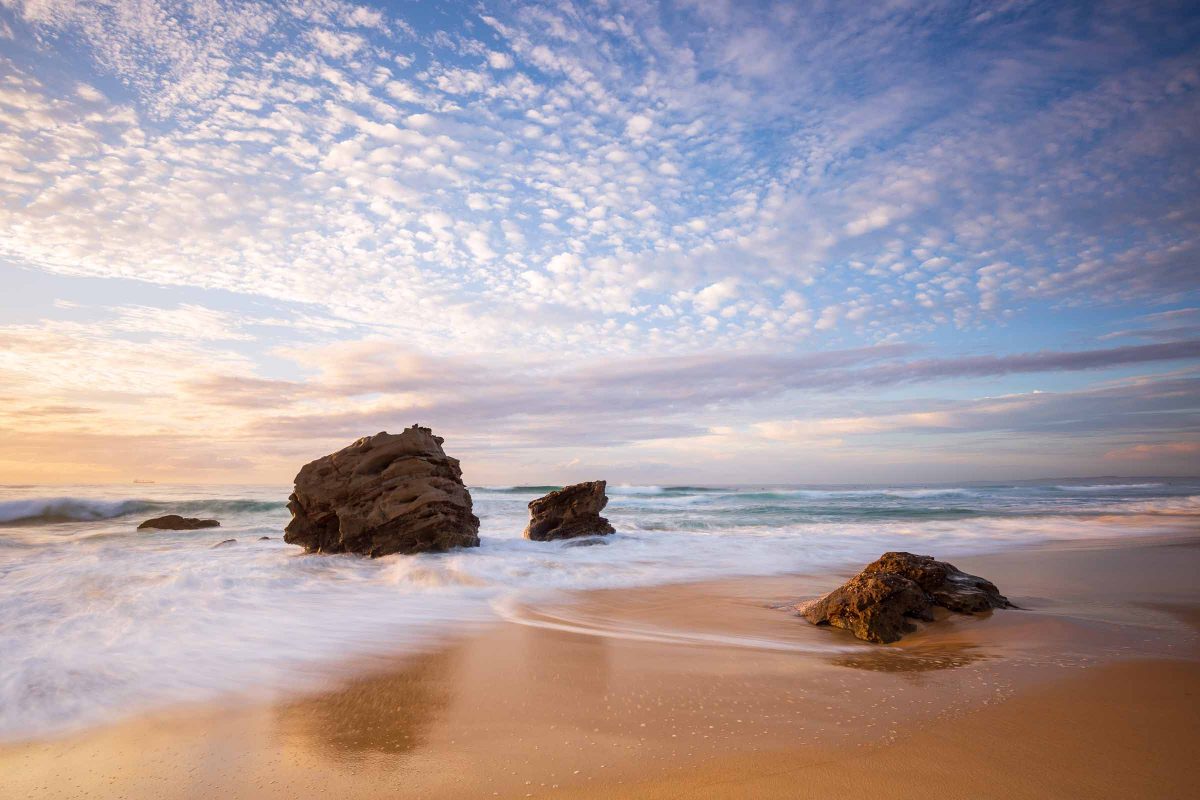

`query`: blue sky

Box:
[0,0,1197,484]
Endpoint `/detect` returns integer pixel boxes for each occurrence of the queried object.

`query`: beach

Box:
[3,528,1197,799]
[5,0,1198,794]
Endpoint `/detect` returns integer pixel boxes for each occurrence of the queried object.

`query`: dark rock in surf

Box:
[212,539,237,548]
[258,536,271,540]
[284,426,480,557]
[798,552,1013,644]
[524,481,615,541]
[138,514,220,530]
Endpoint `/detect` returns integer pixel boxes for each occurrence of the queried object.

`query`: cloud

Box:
[308,29,366,59]
[487,51,514,69]
[1104,441,1200,465]
[693,279,739,313]
[756,376,1200,444]
[1104,441,1200,462]
[625,114,652,137]
[1,0,1198,481]
[199,338,1200,451]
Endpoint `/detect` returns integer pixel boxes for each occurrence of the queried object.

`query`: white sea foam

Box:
[1052,482,1165,491]
[0,480,1196,742]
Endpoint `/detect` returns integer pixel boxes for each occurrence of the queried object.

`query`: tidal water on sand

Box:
[1,479,1196,741]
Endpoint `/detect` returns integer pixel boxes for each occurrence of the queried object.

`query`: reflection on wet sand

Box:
[3,536,1195,800]
[276,649,455,761]
[831,643,989,672]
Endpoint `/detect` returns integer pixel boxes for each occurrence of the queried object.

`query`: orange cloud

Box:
[1103,442,1200,461]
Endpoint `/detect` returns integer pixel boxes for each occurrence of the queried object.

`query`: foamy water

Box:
[0,479,1196,742]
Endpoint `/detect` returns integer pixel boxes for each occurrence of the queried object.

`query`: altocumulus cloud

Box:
[0,0,1197,482]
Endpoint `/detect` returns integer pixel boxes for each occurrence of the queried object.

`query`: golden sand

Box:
[3,535,1198,799]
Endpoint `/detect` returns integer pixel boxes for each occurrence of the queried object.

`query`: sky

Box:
[0,0,1197,486]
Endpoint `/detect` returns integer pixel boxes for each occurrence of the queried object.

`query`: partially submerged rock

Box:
[524,481,615,541]
[284,426,480,557]
[138,515,220,530]
[799,552,1013,644]
[212,539,237,548]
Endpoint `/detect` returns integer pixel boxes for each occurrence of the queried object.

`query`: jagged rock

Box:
[138,515,220,530]
[863,551,1012,613]
[524,481,615,541]
[284,426,480,557]
[212,539,237,548]
[798,552,1013,644]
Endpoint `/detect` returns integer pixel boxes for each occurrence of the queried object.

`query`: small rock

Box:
[138,515,220,530]
[798,552,1013,644]
[524,481,615,541]
[212,539,237,548]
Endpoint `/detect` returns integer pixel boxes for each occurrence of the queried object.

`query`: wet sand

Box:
[3,533,1198,799]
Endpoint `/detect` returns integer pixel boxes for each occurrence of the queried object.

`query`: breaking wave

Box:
[0,498,153,525]
[0,497,287,526]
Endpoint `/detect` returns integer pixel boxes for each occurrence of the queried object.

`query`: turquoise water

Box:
[0,479,1196,741]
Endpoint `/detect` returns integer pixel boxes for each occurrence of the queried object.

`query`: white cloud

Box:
[464,230,496,260]
[625,114,652,137]
[546,252,580,274]
[308,29,366,59]
[74,83,104,102]
[0,0,1196,482]
[693,279,739,313]
[488,51,514,69]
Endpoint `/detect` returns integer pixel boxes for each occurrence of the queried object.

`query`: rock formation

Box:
[212,539,237,548]
[798,552,1013,643]
[138,515,220,530]
[524,481,615,541]
[284,426,480,557]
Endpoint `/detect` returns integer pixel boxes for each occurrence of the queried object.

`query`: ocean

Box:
[1,479,1196,742]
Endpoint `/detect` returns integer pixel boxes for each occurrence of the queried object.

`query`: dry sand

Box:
[3,533,1198,799]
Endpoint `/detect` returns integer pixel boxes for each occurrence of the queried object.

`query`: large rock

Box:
[524,481,615,541]
[138,515,220,530]
[798,552,1013,643]
[284,426,480,557]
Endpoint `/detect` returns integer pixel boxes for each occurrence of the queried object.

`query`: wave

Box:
[0,496,288,526]
[480,484,726,496]
[169,499,287,514]
[1052,483,1165,492]
[0,498,154,525]
[491,596,855,654]
[725,488,973,501]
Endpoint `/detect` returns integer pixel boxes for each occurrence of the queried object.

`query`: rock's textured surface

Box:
[524,481,615,541]
[284,426,480,557]
[863,551,1011,613]
[799,552,1013,643]
[138,515,220,530]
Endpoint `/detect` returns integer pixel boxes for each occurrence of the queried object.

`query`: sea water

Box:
[0,479,1196,741]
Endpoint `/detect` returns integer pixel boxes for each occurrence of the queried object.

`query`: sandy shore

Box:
[4,532,1199,798]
